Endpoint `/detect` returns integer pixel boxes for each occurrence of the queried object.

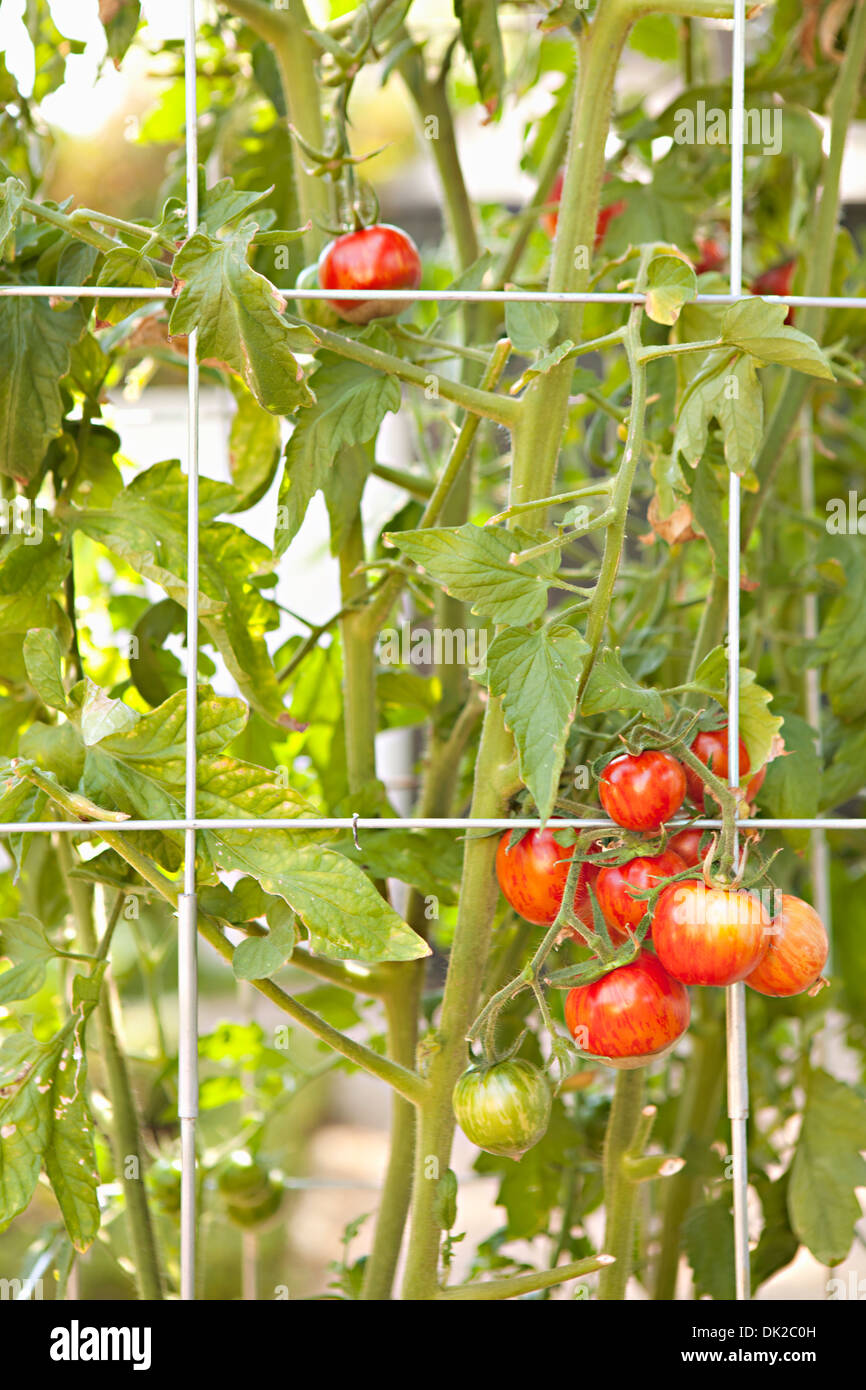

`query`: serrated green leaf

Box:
[169,226,315,414]
[581,647,665,722]
[69,460,285,718]
[487,624,586,821]
[386,524,551,625]
[0,298,86,483]
[275,351,399,555]
[504,300,558,353]
[721,298,835,380]
[95,247,158,325]
[455,0,505,116]
[788,1069,866,1266]
[674,352,764,475]
[690,650,783,772]
[204,832,429,964]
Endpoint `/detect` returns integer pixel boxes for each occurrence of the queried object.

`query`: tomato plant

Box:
[318,224,422,324]
[452,1059,552,1160]
[0,0,863,1312]
[595,849,686,939]
[653,883,770,986]
[599,751,687,831]
[496,828,599,929]
[564,951,691,1066]
[684,724,765,805]
[745,894,829,997]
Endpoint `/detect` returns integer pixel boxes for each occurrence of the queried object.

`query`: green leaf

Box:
[788,1069,866,1266]
[0,533,71,631]
[204,832,429,964]
[232,915,297,981]
[336,827,462,904]
[760,712,819,821]
[69,460,285,718]
[169,226,316,414]
[275,350,399,555]
[0,176,26,259]
[644,254,697,326]
[95,247,158,325]
[79,678,138,745]
[721,299,835,380]
[691,650,782,772]
[673,352,764,475]
[504,300,558,353]
[433,1169,459,1230]
[386,524,551,625]
[684,1200,735,1299]
[43,1047,100,1252]
[0,298,86,482]
[751,1173,798,1294]
[822,726,866,810]
[226,377,282,510]
[98,0,141,64]
[455,0,505,117]
[323,444,371,558]
[0,914,59,1004]
[23,628,68,711]
[197,169,282,237]
[487,624,586,822]
[509,340,584,395]
[581,647,665,722]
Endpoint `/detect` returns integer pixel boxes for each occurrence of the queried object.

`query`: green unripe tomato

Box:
[225,1177,284,1230]
[294,263,340,329]
[452,1058,552,1160]
[146,1158,183,1215]
[216,1152,271,1207]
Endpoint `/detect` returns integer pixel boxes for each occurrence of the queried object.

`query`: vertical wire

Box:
[179,0,201,1304]
[727,0,750,1303]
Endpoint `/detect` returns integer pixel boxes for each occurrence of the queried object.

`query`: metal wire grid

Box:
[1,0,864,1302]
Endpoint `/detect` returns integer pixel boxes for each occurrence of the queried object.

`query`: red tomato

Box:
[695,237,726,274]
[750,258,796,324]
[542,170,625,248]
[318,224,422,324]
[652,882,770,986]
[685,725,765,805]
[667,828,705,868]
[685,726,750,804]
[564,949,690,1067]
[745,894,829,997]
[595,850,686,941]
[599,751,686,832]
[496,829,600,929]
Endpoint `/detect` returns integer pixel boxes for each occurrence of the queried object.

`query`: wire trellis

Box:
[2,0,864,1302]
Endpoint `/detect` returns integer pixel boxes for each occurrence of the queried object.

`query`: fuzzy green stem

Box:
[436,1253,613,1300]
[339,504,378,791]
[652,996,725,1299]
[288,316,518,426]
[597,1066,646,1300]
[57,839,164,1301]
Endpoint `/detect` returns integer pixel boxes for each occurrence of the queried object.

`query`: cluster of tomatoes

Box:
[452,726,829,1161]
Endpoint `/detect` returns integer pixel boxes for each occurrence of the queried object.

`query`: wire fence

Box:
[3,0,865,1301]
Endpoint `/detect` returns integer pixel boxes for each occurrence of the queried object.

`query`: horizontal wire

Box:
[1,283,865,309]
[1,817,865,834]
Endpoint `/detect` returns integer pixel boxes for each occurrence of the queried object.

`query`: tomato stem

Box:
[597,1065,646,1299]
